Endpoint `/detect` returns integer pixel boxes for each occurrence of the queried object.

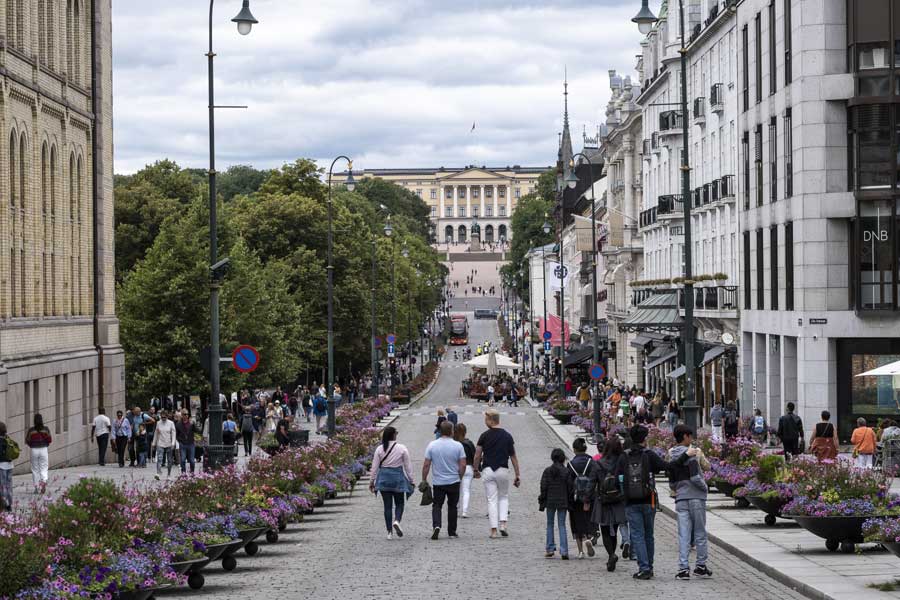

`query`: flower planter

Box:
[791,515,870,552]
[314,496,325,507]
[712,481,750,507]
[747,496,790,526]
[237,527,267,543]
[112,590,155,600]
[551,411,575,425]
[168,556,210,576]
[203,541,233,562]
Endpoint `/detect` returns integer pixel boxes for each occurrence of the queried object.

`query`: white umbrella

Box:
[487,351,499,377]
[464,352,522,371]
[856,359,900,377]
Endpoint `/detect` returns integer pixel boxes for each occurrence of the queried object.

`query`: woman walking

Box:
[667,395,680,429]
[265,402,277,433]
[111,410,131,468]
[434,408,447,440]
[24,414,52,493]
[369,426,414,539]
[454,423,476,518]
[808,410,838,461]
[590,436,629,571]
[539,448,572,559]
[568,438,598,559]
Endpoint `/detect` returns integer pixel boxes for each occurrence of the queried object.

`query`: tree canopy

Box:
[500,170,556,301]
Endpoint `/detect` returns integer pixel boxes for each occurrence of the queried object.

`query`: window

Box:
[858,200,893,310]
[769,117,777,202]
[472,206,479,217]
[769,2,777,95]
[514,188,521,199]
[430,189,437,199]
[430,206,437,217]
[445,188,452,199]
[486,206,493,217]
[756,228,765,309]
[785,221,794,309]
[849,104,893,190]
[755,13,763,103]
[784,0,792,83]
[755,125,763,206]
[459,207,466,218]
[744,231,752,309]
[770,225,779,310]
[742,25,750,110]
[445,206,453,217]
[473,188,479,198]
[415,189,422,198]
[458,187,466,199]
[499,206,507,216]
[743,131,750,209]
[785,108,793,197]
[486,187,493,198]
[499,187,506,198]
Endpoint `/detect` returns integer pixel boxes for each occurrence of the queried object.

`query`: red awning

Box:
[537,315,571,347]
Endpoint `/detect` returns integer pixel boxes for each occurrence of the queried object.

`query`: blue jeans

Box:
[676,499,708,571]
[180,444,196,473]
[626,503,656,573]
[381,491,405,532]
[156,446,174,475]
[545,508,569,556]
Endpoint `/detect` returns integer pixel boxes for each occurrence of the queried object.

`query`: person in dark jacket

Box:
[175,412,198,474]
[590,437,629,571]
[539,448,572,559]
[777,402,804,459]
[568,438,598,559]
[615,425,695,580]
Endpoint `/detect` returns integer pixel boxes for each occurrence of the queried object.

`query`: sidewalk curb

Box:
[533,411,824,600]
[393,365,442,411]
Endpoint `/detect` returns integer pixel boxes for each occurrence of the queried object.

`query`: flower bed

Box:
[1,395,391,599]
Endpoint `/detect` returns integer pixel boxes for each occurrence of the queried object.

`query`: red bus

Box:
[449,314,468,345]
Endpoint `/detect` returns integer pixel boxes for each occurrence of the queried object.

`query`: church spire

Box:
[559,70,574,178]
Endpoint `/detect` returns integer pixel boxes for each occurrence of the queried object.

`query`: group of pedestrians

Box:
[370,408,519,541]
[540,424,707,581]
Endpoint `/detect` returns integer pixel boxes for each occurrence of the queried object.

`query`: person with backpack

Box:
[0,421,17,511]
[312,390,328,434]
[568,438,598,559]
[539,448,572,559]
[615,424,696,580]
[722,401,740,439]
[668,425,712,581]
[777,402,804,459]
[240,406,255,457]
[301,387,313,422]
[709,400,724,442]
[590,436,629,571]
[751,408,769,444]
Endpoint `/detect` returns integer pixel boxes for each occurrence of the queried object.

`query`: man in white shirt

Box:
[632,390,647,414]
[151,411,177,478]
[90,407,112,466]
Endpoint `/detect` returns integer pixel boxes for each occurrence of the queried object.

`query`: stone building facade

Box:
[2,0,123,472]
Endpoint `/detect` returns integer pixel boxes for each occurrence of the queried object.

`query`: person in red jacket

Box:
[25,413,52,494]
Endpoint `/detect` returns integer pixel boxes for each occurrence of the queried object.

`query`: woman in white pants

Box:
[473,410,521,538]
[25,413,52,493]
[454,423,476,517]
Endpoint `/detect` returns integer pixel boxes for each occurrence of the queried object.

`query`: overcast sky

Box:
[111,0,644,174]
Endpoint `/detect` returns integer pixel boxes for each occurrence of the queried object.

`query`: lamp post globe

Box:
[232,0,258,35]
[565,170,579,190]
[345,168,356,192]
[632,0,657,34]
[384,219,393,237]
[542,220,551,235]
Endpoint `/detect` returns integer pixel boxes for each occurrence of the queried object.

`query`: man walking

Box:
[669,425,711,581]
[777,402,804,459]
[709,400,724,442]
[473,409,521,538]
[126,406,148,467]
[422,421,466,540]
[151,411,176,478]
[175,410,198,474]
[90,407,111,466]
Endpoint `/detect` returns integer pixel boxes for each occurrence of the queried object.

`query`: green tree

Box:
[501,190,555,302]
[258,158,326,201]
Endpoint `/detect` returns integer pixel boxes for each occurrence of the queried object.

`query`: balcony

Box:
[658,110,684,137]
[677,285,739,318]
[693,97,706,125]
[579,255,594,285]
[639,206,658,229]
[651,131,660,153]
[704,2,720,26]
[719,174,735,200]
[658,194,684,218]
[711,179,720,202]
[709,83,724,113]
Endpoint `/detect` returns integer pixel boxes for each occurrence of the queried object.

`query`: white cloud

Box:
[112,0,644,174]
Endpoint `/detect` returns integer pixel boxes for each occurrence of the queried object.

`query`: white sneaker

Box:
[578,552,585,559]
[393,521,404,538]
[387,532,393,540]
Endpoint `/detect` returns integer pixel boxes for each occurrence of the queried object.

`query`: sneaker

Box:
[606,554,618,572]
[622,543,631,560]
[448,533,459,538]
[386,532,393,540]
[693,565,713,578]
[545,551,555,558]
[500,527,509,537]
[461,512,469,518]
[393,521,404,538]
[676,570,691,581]
[634,570,653,580]
[585,539,595,557]
[578,552,585,559]
[431,527,441,540]
[561,554,569,560]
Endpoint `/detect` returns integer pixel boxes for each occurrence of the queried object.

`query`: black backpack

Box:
[624,449,654,502]
[570,461,593,503]
[598,469,623,504]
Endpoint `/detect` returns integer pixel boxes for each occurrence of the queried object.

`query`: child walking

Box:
[135,424,149,468]
[539,448,573,559]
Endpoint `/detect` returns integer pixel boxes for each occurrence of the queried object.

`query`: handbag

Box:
[418,481,433,506]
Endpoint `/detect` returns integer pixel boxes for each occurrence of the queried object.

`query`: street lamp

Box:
[385,217,396,400]
[542,217,551,377]
[206,0,258,470]
[556,177,566,399]
[632,0,698,430]
[402,245,412,375]
[324,156,355,436]
[568,152,602,442]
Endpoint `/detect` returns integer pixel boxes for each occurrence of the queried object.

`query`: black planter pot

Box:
[747,496,791,526]
[792,515,870,552]
[551,411,575,425]
[237,527,267,543]
[203,541,233,562]
[314,496,325,507]
[326,490,338,499]
[111,590,155,600]
[712,481,740,497]
[883,542,900,558]
[168,556,210,576]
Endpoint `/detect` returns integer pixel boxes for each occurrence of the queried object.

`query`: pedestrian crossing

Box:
[405,410,527,417]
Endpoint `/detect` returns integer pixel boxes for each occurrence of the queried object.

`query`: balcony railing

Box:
[702,183,712,205]
[693,97,706,122]
[711,178,720,202]
[710,83,724,112]
[642,138,651,157]
[639,206,658,228]
[658,194,684,217]
[659,110,684,134]
[677,285,738,311]
[720,174,735,198]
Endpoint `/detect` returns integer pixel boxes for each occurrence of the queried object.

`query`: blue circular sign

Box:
[373,337,382,348]
[589,363,606,381]
[232,345,260,374]
[386,333,396,344]
[542,330,552,341]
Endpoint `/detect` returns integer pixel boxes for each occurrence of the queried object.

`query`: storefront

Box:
[837,338,900,441]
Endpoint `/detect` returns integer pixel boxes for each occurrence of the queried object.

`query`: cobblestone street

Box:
[157,316,807,600]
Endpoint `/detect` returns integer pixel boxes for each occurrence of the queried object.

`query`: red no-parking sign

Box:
[232,345,260,373]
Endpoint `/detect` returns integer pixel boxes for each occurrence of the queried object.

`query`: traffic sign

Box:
[554,265,569,279]
[543,341,552,352]
[373,336,382,348]
[589,363,606,381]
[232,345,260,373]
[386,333,396,344]
[388,343,395,358]
[542,330,552,341]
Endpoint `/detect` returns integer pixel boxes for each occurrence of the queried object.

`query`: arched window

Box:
[19,132,27,316]
[69,153,76,314]
[444,225,453,244]
[458,225,467,244]
[484,224,494,243]
[50,144,58,315]
[73,0,82,85]
[8,132,17,209]
[76,155,84,314]
[66,0,73,77]
[9,132,18,318]
[41,142,49,316]
[499,224,508,241]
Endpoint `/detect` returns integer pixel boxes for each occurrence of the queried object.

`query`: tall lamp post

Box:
[370,205,390,397]
[206,0,258,469]
[542,218,551,378]
[555,176,566,397]
[325,157,356,436]
[386,218,397,399]
[632,0,698,430]
[401,245,412,377]
[565,153,601,441]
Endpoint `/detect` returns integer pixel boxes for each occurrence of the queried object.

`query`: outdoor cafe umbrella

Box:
[856,359,900,377]
[464,351,522,372]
